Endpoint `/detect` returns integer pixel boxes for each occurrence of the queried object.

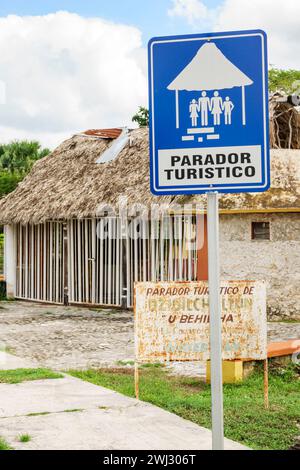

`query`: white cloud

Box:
[168,0,209,25]
[0,12,147,148]
[214,0,300,69]
[168,0,300,70]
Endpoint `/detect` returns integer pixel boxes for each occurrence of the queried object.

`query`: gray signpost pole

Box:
[207,191,224,450]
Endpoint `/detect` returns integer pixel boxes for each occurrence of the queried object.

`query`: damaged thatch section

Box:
[0,127,299,225]
[269,92,300,149]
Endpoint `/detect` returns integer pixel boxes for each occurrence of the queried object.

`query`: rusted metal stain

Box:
[134,281,267,362]
[82,128,122,139]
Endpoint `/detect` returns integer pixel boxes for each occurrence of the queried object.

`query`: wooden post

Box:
[134,361,139,400]
[264,358,269,410]
[63,223,69,306]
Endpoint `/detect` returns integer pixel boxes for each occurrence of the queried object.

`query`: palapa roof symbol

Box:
[167,42,253,91]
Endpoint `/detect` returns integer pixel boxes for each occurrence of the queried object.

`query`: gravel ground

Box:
[0,301,299,375]
[0,301,133,370]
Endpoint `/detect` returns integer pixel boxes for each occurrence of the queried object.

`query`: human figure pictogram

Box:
[189,99,199,127]
[198,91,211,126]
[223,96,234,125]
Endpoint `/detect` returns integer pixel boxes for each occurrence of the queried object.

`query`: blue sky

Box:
[0,0,222,43]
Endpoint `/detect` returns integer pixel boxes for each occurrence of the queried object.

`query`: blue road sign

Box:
[148,30,270,195]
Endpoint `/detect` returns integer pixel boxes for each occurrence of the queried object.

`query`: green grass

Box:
[18,434,31,443]
[0,437,12,450]
[0,368,64,384]
[69,363,300,450]
[63,409,83,413]
[26,411,51,417]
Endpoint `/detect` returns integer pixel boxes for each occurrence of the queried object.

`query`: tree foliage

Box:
[0,172,23,198]
[0,141,50,175]
[132,106,149,127]
[0,140,50,198]
[269,68,300,94]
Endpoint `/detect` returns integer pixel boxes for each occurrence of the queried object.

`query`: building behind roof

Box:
[0,128,299,319]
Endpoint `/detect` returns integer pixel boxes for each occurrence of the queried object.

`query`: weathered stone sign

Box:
[134,281,266,362]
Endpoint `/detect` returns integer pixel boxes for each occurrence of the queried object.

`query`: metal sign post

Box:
[207,191,224,450]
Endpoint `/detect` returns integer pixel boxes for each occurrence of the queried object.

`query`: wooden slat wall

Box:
[69,218,123,306]
[15,216,198,308]
[15,222,64,303]
[124,214,198,307]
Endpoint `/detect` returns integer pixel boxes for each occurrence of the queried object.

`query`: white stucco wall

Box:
[220,213,300,320]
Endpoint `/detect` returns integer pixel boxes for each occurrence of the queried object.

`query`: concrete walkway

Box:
[0,355,248,450]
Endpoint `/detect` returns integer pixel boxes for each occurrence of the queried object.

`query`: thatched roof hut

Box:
[0,127,299,225]
[1,127,299,318]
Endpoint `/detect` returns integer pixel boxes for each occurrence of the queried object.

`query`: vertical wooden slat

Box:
[112,218,116,305]
[142,218,147,282]
[55,223,59,302]
[91,219,96,304]
[18,225,22,297]
[138,221,142,281]
[43,223,47,300]
[74,220,78,302]
[156,222,160,282]
[150,219,155,282]
[116,218,121,305]
[126,218,131,307]
[111,219,114,304]
[169,217,173,281]
[160,217,164,281]
[134,219,138,284]
[104,220,108,303]
[99,219,104,305]
[178,216,183,281]
[62,223,68,305]
[15,226,18,297]
[37,225,41,300]
[30,226,34,299]
[49,222,53,302]
[25,225,28,298]
[34,226,37,298]
[70,221,75,302]
[77,220,82,303]
[107,218,112,304]
[84,220,89,303]
[96,219,99,304]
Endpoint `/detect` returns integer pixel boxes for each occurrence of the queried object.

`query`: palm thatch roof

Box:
[0,127,299,225]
